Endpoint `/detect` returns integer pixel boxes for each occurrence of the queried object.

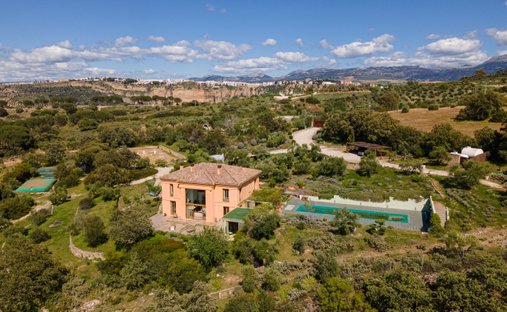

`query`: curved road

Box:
[274,127,504,190]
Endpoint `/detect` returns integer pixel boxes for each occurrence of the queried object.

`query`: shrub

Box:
[110,208,153,248]
[314,251,338,282]
[428,104,439,111]
[49,187,68,205]
[30,227,51,243]
[241,266,258,293]
[305,96,320,104]
[187,227,229,269]
[0,195,34,220]
[364,234,388,251]
[401,105,410,113]
[261,267,281,291]
[31,209,51,226]
[244,207,281,240]
[82,215,108,247]
[332,209,358,235]
[292,235,306,254]
[79,197,95,210]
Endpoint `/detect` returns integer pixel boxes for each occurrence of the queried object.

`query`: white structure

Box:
[461,146,484,158]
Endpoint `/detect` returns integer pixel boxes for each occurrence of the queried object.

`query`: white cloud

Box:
[85,67,116,75]
[214,56,284,73]
[147,35,165,43]
[56,40,72,49]
[320,39,333,49]
[365,50,489,68]
[194,39,250,60]
[214,51,317,73]
[295,38,304,48]
[420,37,480,55]
[331,34,395,58]
[115,36,137,47]
[486,28,507,45]
[143,69,156,74]
[365,34,488,68]
[274,51,315,63]
[206,4,226,13]
[149,41,198,62]
[426,34,441,40]
[262,38,277,46]
[328,59,337,65]
[11,44,74,63]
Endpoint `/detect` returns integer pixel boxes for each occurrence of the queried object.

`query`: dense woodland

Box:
[0,70,506,311]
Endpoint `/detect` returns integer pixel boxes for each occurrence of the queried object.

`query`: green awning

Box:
[223,208,251,222]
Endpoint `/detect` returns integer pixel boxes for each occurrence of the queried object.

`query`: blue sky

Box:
[1,0,507,81]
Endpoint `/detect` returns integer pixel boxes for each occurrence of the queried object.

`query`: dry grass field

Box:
[389,106,503,137]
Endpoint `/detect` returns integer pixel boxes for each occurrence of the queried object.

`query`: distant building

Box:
[160,163,261,224]
[450,146,489,165]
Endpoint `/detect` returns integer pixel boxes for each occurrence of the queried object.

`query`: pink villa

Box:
[160,163,261,224]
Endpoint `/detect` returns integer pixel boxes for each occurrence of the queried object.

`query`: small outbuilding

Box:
[450,146,489,165]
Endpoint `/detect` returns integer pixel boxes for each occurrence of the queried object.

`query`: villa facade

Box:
[160,163,261,224]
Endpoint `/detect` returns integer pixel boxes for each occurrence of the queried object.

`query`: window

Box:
[170,184,174,197]
[171,201,176,215]
[223,206,230,215]
[223,189,229,202]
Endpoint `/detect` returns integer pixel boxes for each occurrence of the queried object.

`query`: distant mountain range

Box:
[190,54,507,83]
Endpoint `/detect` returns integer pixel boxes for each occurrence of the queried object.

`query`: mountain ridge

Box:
[190,55,507,83]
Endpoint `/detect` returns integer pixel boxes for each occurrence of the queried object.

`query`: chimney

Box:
[190,164,194,172]
[217,164,222,175]
[179,165,184,170]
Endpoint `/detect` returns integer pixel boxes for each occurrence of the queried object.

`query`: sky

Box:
[1,0,507,81]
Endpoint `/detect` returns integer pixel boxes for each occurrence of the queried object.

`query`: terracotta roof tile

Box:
[161,163,261,187]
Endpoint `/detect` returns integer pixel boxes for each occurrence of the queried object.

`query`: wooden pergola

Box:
[346,141,392,156]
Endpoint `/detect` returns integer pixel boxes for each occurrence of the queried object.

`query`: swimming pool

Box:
[294,204,409,223]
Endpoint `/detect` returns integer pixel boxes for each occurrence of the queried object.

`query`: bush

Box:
[314,251,338,282]
[292,235,306,254]
[49,187,68,205]
[364,234,388,251]
[79,197,95,210]
[428,104,439,111]
[82,215,108,247]
[187,227,229,269]
[110,208,153,248]
[305,96,320,104]
[0,108,8,117]
[244,207,281,240]
[429,213,445,235]
[331,209,358,235]
[401,105,410,113]
[0,195,34,220]
[261,267,281,291]
[241,266,258,293]
[31,209,51,226]
[30,227,51,243]
[314,157,346,177]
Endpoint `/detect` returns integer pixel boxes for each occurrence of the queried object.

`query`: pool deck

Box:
[284,198,430,232]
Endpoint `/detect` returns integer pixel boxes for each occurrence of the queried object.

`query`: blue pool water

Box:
[295,204,409,223]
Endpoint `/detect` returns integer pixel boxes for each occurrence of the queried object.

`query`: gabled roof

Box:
[161,163,261,187]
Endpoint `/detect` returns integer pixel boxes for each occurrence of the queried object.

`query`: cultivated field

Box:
[389,106,503,137]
